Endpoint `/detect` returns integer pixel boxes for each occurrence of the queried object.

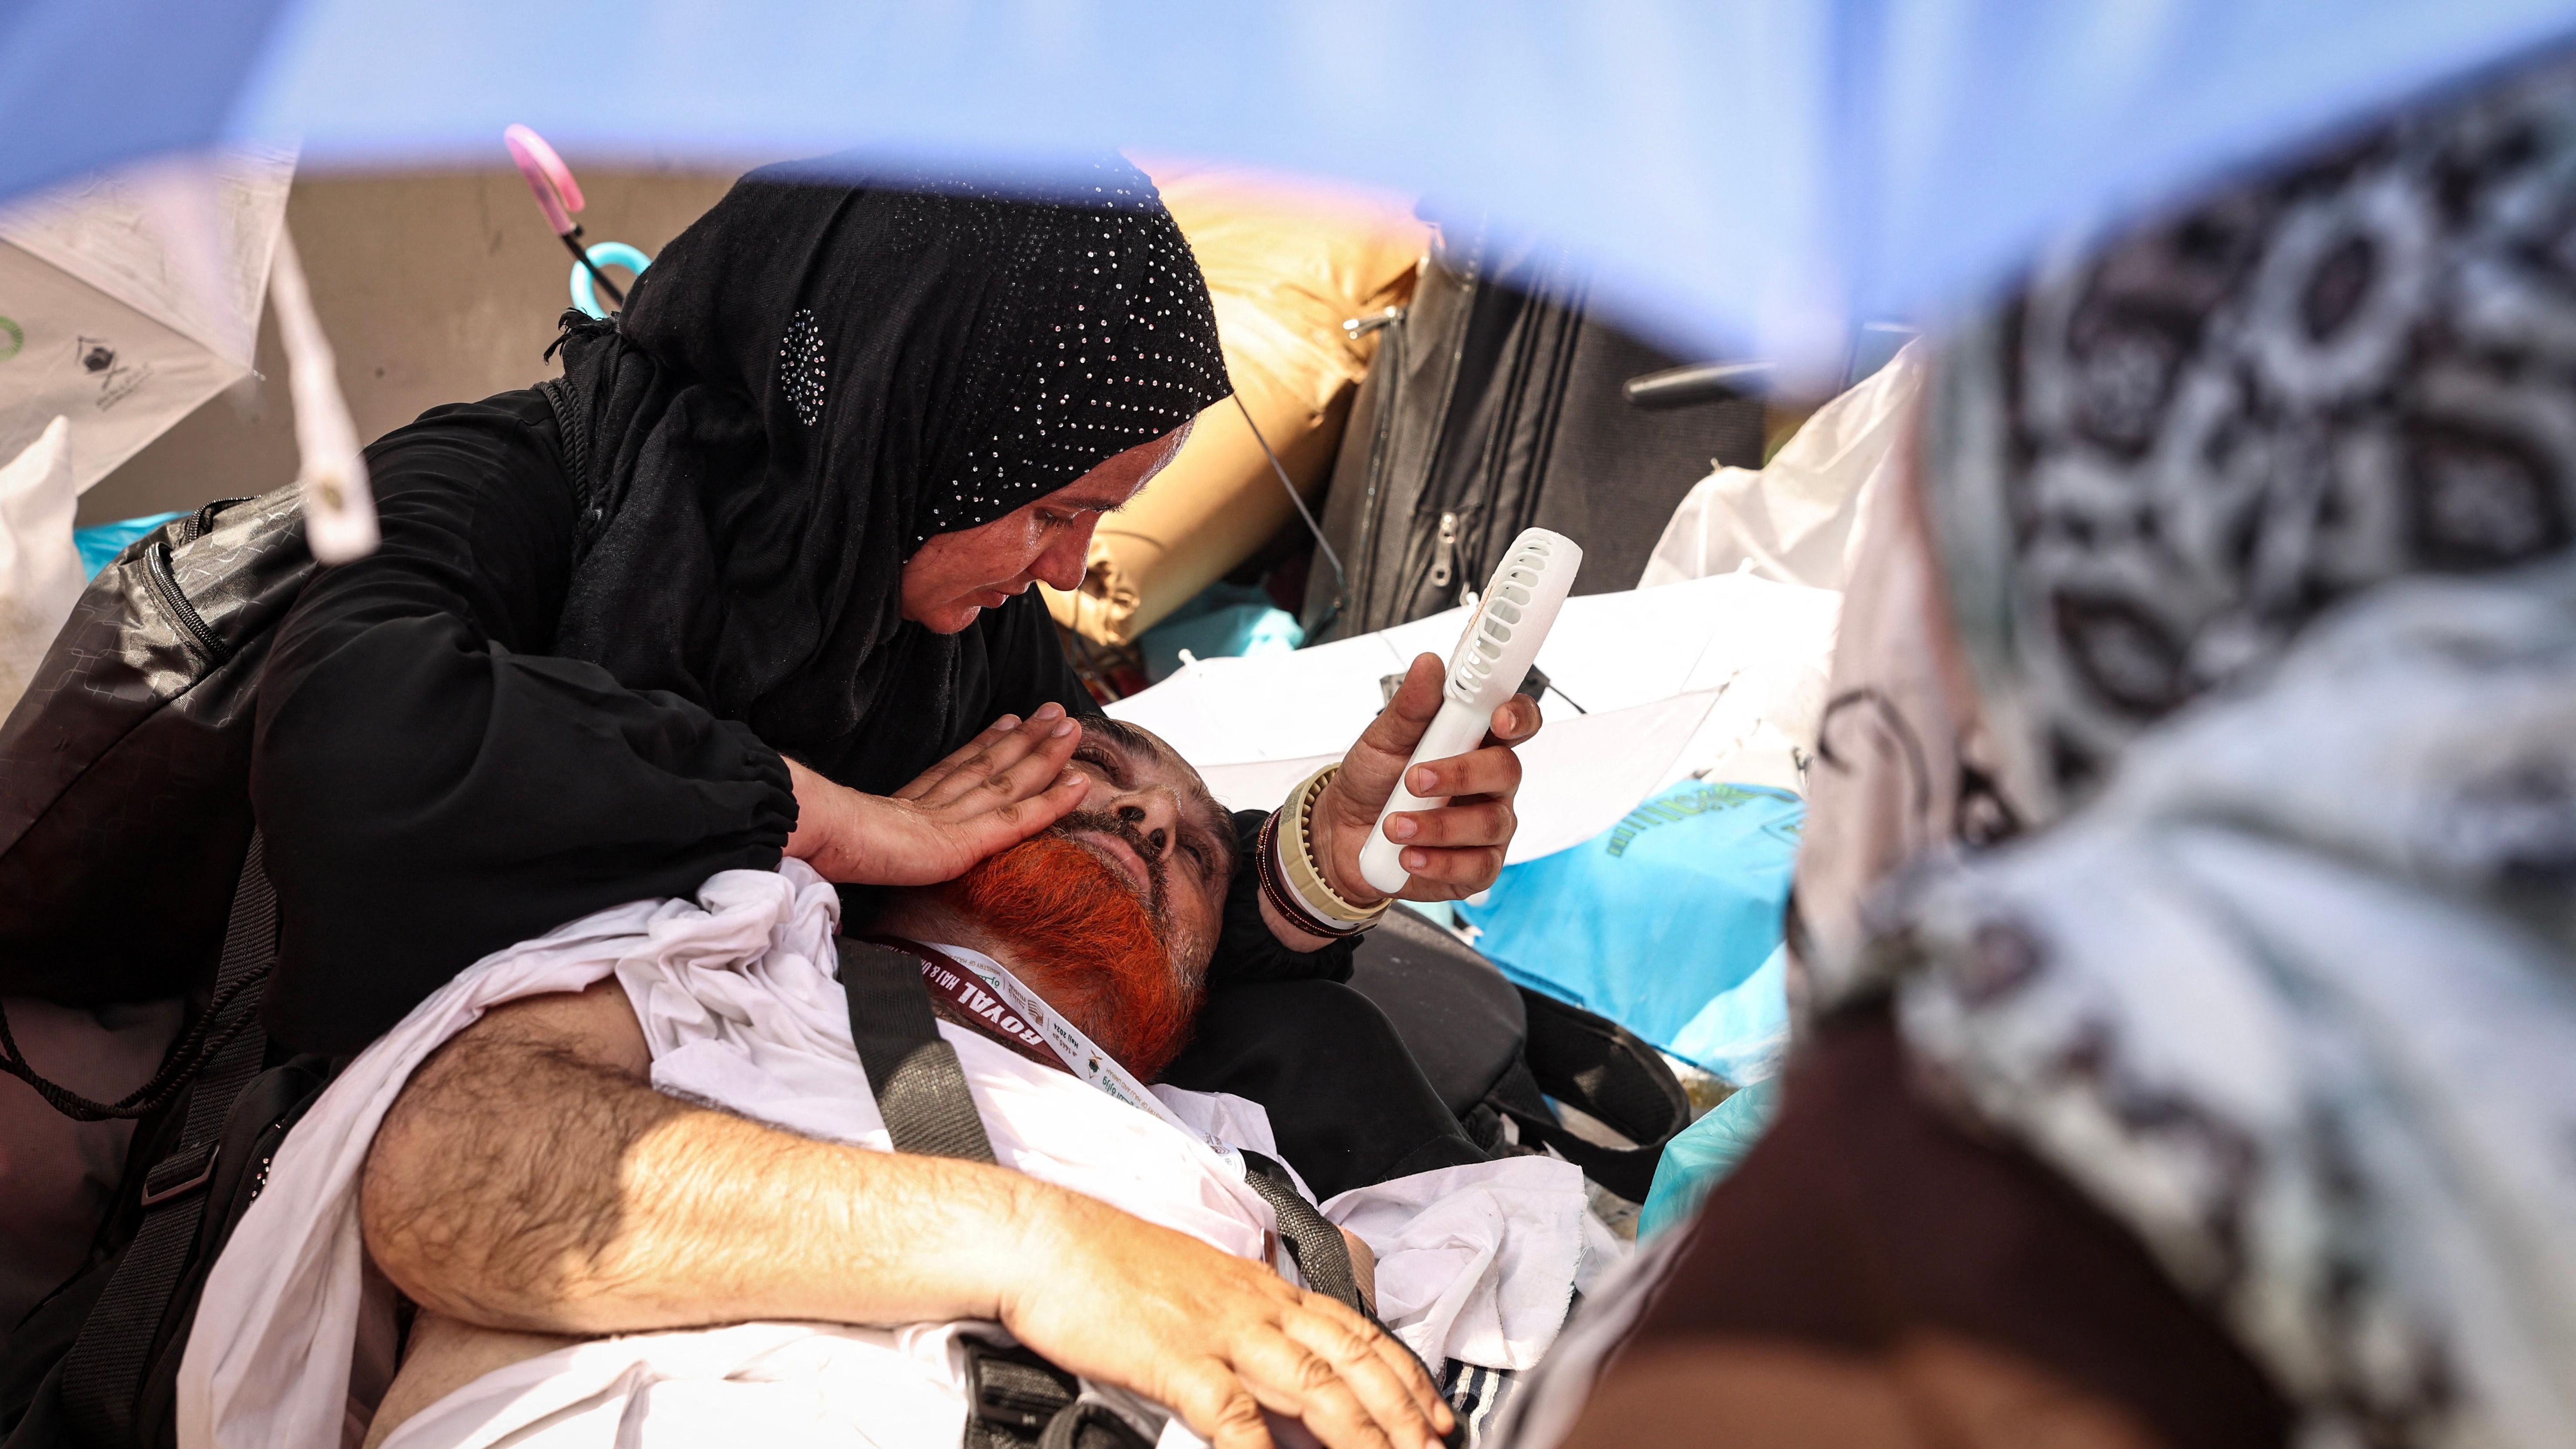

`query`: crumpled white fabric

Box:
[1324,1163,1617,1372]
[180,860,1593,1449]
[0,416,83,716]
[1638,342,1922,593]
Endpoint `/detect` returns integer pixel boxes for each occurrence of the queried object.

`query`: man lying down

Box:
[178,717,1611,1449]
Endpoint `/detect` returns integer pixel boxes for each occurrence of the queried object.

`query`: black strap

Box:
[841,940,1369,1315]
[0,968,264,1124]
[535,373,602,556]
[1237,1150,1367,1316]
[839,939,1430,1449]
[1493,1106,1668,1205]
[59,833,279,1446]
[839,939,997,1164]
[1242,1150,1463,1449]
[960,1339,1152,1449]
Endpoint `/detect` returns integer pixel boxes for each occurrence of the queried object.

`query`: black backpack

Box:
[0,488,311,1006]
[0,378,596,1444]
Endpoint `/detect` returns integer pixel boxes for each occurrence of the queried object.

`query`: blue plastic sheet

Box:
[73,512,183,579]
[1457,781,1802,1079]
[1639,1079,1781,1239]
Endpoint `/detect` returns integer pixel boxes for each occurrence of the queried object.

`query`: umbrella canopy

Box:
[7,2,2576,369]
[0,149,291,492]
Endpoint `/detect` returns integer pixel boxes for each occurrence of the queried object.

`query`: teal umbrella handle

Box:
[570,241,651,319]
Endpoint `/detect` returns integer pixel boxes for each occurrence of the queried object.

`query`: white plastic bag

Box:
[0,416,83,715]
[1640,342,1924,591]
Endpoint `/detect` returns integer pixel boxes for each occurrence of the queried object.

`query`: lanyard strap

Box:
[845,938,1380,1325]
[909,945,1073,1072]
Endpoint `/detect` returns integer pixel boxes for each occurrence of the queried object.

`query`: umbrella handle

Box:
[570,241,651,320]
[503,123,583,236]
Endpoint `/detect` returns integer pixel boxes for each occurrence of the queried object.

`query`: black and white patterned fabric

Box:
[1929,51,2576,819]
[1882,565,2576,1449]
[1438,1360,1520,1449]
[1858,46,2576,1449]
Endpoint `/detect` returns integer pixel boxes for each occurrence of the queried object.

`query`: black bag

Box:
[1345,908,1690,1204]
[0,489,313,1007]
[1301,223,1765,641]
[3,839,331,1449]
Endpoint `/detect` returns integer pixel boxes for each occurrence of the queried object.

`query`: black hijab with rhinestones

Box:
[544,156,1227,765]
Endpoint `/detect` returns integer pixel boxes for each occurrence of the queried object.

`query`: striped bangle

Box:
[1255,808,1360,939]
[1257,767,1390,939]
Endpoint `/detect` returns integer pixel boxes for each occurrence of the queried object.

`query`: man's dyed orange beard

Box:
[936,826,1204,1080]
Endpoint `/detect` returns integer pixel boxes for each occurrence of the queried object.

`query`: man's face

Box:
[935,718,1234,1078]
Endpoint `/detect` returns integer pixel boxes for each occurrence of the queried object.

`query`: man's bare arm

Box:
[360,981,1450,1449]
[361,979,1028,1331]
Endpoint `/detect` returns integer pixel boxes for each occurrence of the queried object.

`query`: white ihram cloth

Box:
[178,860,1601,1449]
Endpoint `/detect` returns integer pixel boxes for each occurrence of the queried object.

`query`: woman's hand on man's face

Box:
[782,705,1090,886]
[1310,653,1540,906]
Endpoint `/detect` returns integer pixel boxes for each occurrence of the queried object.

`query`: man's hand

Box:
[784,705,1089,885]
[1006,1194,1446,1449]
[1303,653,1541,909]
[361,980,1447,1449]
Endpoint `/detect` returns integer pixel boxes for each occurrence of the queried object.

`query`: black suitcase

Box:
[1300,222,1765,641]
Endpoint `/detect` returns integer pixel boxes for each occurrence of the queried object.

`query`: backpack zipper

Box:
[1428,511,1459,591]
[145,540,230,668]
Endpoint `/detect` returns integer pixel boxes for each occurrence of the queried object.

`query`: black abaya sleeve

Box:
[252,392,795,1052]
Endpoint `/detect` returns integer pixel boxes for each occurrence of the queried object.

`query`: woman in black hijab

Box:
[250,157,1523,1189]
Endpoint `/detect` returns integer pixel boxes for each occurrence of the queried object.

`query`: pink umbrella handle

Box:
[504,123,583,236]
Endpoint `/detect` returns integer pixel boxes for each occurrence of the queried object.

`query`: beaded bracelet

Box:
[1256,766,1391,939]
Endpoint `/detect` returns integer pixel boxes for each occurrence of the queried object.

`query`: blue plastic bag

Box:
[73,511,184,579]
[1639,1079,1780,1239]
[1670,944,1792,1088]
[1456,781,1802,1079]
[1138,582,1305,682]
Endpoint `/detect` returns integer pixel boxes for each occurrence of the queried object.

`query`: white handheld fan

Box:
[1358,527,1583,896]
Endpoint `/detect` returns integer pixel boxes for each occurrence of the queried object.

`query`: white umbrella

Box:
[0,148,293,497]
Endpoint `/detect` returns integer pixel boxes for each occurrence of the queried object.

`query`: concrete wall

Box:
[77,164,742,526]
